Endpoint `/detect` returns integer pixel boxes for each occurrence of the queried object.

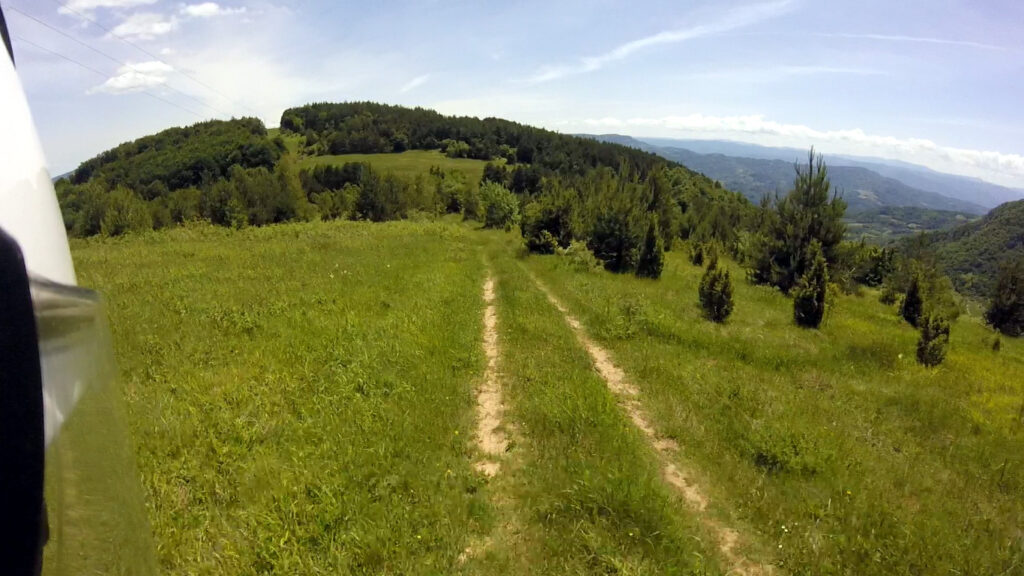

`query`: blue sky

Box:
[7,0,1024,187]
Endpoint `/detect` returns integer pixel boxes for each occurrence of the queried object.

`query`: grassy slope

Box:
[71,221,717,575]
[525,248,1023,575]
[299,149,490,184]
[69,220,1023,575]
[72,221,488,574]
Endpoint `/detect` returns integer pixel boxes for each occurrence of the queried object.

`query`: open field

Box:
[299,150,491,184]
[522,246,1024,574]
[70,220,1023,575]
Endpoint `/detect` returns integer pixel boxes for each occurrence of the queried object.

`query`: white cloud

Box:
[181,2,247,18]
[58,0,157,16]
[88,61,174,94]
[399,74,430,93]
[109,13,179,40]
[579,114,1024,187]
[526,0,795,83]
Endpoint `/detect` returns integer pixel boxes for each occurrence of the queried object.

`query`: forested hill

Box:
[70,117,284,193]
[57,102,738,241]
[908,199,1024,297]
[280,102,674,176]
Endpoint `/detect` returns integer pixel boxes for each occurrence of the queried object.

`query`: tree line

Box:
[54,103,1021,342]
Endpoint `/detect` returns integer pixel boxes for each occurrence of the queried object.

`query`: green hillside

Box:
[913,200,1024,297]
[69,219,1024,575]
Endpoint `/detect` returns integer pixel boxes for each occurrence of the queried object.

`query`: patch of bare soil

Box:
[474,276,507,476]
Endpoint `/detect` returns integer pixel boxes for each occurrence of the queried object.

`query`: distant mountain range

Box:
[590,135,1024,216]
[640,137,1024,209]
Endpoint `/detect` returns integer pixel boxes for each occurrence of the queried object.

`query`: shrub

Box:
[916,313,950,366]
[528,229,559,254]
[689,242,704,266]
[636,217,665,279]
[558,241,601,273]
[879,281,899,305]
[793,241,828,328]
[984,258,1024,337]
[699,256,733,322]
[900,273,924,328]
[480,181,520,231]
[101,186,153,236]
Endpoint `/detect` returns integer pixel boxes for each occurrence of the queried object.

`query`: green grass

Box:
[458,232,717,574]
[72,221,489,574]
[524,245,1024,575]
[68,222,1024,575]
[298,150,490,184]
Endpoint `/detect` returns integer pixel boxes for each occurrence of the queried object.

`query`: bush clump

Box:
[480,181,520,231]
[793,241,828,328]
[699,255,733,323]
[558,241,601,273]
[916,313,951,366]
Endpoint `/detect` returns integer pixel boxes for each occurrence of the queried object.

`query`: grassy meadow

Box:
[523,246,1024,574]
[299,150,491,185]
[70,220,1023,575]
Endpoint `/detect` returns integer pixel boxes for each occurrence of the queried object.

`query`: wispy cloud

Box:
[399,74,430,93]
[58,0,156,16]
[816,32,1005,51]
[526,0,795,83]
[581,114,1024,186]
[109,12,179,40]
[684,65,887,82]
[88,61,173,94]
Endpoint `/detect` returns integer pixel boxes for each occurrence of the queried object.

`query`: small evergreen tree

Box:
[636,217,665,279]
[793,240,828,328]
[689,242,704,266]
[699,255,734,322]
[984,258,1024,337]
[900,273,924,328]
[916,313,950,366]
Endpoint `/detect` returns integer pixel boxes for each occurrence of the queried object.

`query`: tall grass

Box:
[72,221,488,574]
[526,246,1024,575]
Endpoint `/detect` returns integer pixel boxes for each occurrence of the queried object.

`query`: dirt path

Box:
[474,275,507,476]
[529,273,773,576]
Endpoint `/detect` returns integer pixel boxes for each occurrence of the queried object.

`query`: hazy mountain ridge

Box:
[593,135,987,215]
[637,137,1024,208]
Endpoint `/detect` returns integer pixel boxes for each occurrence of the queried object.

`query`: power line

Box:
[45,0,262,117]
[6,5,234,118]
[12,33,208,121]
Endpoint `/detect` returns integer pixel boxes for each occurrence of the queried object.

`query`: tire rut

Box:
[529,272,774,576]
[474,274,507,476]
